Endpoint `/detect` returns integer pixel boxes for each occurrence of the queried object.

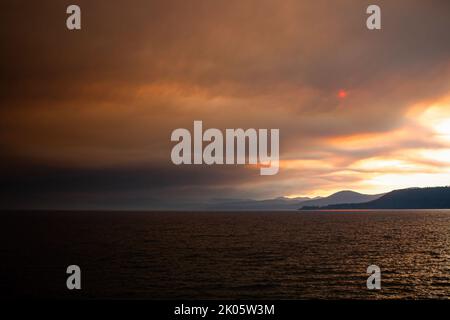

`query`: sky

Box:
[1,0,450,209]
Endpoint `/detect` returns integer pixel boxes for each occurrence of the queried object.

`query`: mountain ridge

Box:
[206,190,382,210]
[298,190,384,209]
[301,186,450,210]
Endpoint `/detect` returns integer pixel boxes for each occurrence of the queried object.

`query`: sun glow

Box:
[435,118,450,137]
[285,98,450,198]
[419,101,450,141]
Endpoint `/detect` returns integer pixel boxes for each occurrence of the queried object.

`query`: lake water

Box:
[1,210,450,299]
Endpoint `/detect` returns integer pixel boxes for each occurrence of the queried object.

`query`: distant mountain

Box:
[298,190,384,209]
[206,190,384,210]
[308,187,450,210]
[207,196,313,210]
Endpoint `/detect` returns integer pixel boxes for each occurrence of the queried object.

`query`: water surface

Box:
[1,210,450,299]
